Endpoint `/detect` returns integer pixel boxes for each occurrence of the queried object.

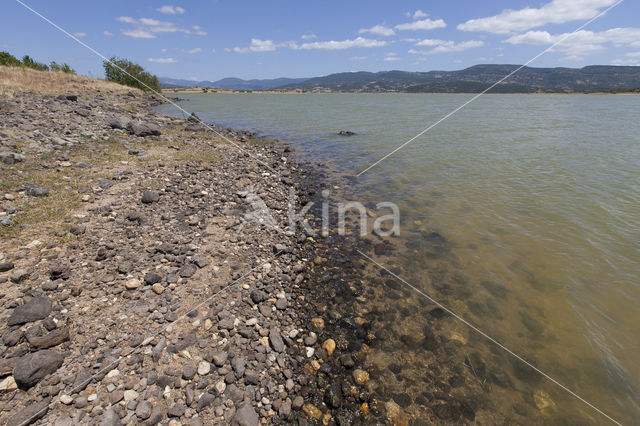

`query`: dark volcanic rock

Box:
[141,191,160,204]
[26,328,70,349]
[128,121,161,137]
[8,296,52,326]
[0,262,14,272]
[232,403,259,426]
[6,399,49,425]
[14,350,65,389]
[269,329,285,353]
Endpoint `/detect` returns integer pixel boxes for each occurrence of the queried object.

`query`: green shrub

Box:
[0,51,22,67]
[21,55,49,71]
[103,56,160,92]
[50,61,76,74]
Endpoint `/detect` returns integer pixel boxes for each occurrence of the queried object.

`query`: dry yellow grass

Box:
[0,65,141,96]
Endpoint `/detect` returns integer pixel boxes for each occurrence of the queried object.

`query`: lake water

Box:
[157,93,640,424]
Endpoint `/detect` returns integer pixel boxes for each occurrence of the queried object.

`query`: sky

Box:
[2,0,640,81]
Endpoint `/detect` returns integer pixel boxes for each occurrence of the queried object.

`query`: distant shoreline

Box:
[162,87,640,95]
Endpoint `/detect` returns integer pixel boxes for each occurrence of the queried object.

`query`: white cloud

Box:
[301,34,317,40]
[505,27,640,59]
[211,48,216,53]
[415,39,447,46]
[414,10,429,19]
[157,5,185,15]
[117,17,206,39]
[626,51,640,57]
[409,40,484,55]
[224,48,231,52]
[148,57,177,63]
[359,24,395,37]
[384,53,401,61]
[612,58,640,65]
[103,30,113,36]
[183,47,202,54]
[458,0,618,34]
[73,32,86,38]
[296,37,388,50]
[233,38,279,53]
[233,36,388,53]
[192,25,207,36]
[350,56,367,61]
[395,18,446,31]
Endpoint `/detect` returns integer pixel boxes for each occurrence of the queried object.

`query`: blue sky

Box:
[2,0,640,80]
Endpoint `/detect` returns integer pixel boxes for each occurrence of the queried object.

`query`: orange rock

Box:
[303,403,323,419]
[322,338,336,356]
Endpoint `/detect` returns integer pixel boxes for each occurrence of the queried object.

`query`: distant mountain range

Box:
[159,76,308,90]
[160,65,640,93]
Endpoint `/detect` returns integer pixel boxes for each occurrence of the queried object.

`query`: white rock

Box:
[197,361,211,376]
[0,376,17,392]
[123,389,139,402]
[59,394,73,405]
[306,347,315,358]
[215,381,226,394]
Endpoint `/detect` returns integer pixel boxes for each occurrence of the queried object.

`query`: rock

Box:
[167,404,186,417]
[337,130,356,136]
[27,327,70,349]
[292,396,304,410]
[6,399,49,425]
[250,290,267,304]
[310,317,324,329]
[0,262,14,272]
[54,414,73,426]
[212,351,227,367]
[101,408,122,426]
[302,404,323,419]
[59,395,73,405]
[179,264,197,278]
[63,94,78,101]
[324,384,343,408]
[182,365,197,380]
[128,121,161,137]
[151,283,164,294]
[231,403,259,426]
[26,185,49,197]
[144,272,162,285]
[123,389,139,401]
[353,369,370,385]
[124,278,141,290]
[0,376,17,392]
[135,400,153,419]
[269,329,285,353]
[14,350,65,389]
[196,393,215,412]
[10,268,29,283]
[197,361,210,376]
[192,255,209,268]
[69,225,86,235]
[322,339,336,356]
[49,264,70,280]
[385,400,409,426]
[8,296,51,325]
[141,191,160,204]
[107,116,130,130]
[231,356,245,378]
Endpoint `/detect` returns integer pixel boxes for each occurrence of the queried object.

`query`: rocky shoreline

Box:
[0,81,396,426]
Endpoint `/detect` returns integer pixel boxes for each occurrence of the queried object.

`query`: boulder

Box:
[8,296,51,325]
[14,350,65,389]
[107,116,130,130]
[127,121,161,137]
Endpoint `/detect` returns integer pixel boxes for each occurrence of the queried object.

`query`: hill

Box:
[159,76,308,90]
[276,65,640,93]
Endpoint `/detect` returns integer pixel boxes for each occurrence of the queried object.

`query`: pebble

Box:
[124,278,141,290]
[197,361,211,376]
[353,369,370,385]
[322,339,336,356]
[152,283,164,294]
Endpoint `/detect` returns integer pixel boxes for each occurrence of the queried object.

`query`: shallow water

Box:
[157,93,640,423]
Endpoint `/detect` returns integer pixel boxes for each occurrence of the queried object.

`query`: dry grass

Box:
[0,65,141,96]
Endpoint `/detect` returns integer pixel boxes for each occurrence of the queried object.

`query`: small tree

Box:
[0,51,22,67]
[50,61,76,74]
[21,55,49,71]
[103,56,161,92]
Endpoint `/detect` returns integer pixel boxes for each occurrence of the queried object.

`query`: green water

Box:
[157,93,640,423]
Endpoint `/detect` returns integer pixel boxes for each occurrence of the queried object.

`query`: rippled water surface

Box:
[157,93,640,423]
